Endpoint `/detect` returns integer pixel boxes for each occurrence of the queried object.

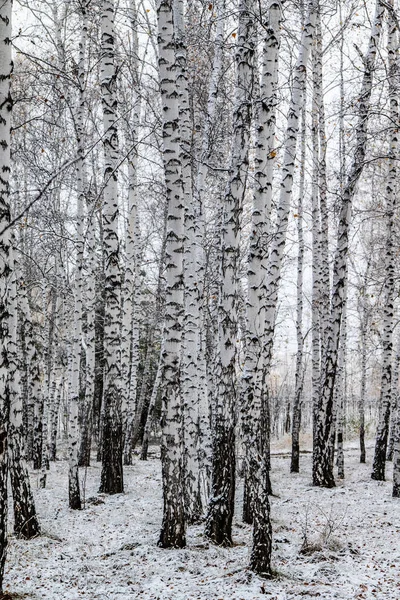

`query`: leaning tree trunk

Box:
[157,0,186,548]
[371,3,397,482]
[0,1,12,589]
[205,0,256,548]
[313,0,384,488]
[99,0,124,495]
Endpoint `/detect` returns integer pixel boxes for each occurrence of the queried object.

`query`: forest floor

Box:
[3,437,400,600]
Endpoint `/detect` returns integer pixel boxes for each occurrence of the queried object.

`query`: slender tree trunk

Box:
[140,345,163,461]
[49,368,64,461]
[387,338,400,460]
[291,89,306,474]
[314,0,384,488]
[192,0,225,512]
[336,286,347,479]
[174,0,203,524]
[0,2,12,589]
[78,0,96,469]
[205,0,256,548]
[393,402,400,496]
[8,252,41,538]
[241,0,281,525]
[122,0,142,467]
[357,259,371,464]
[39,282,57,488]
[157,0,186,548]
[372,4,396,481]
[247,0,315,575]
[99,0,124,494]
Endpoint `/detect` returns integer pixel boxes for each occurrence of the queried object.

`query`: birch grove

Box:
[1,0,400,592]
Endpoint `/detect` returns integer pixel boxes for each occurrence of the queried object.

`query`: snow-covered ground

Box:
[4,439,400,599]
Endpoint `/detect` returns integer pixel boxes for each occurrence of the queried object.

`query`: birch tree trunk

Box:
[0,0,12,589]
[8,251,40,538]
[247,2,315,573]
[291,98,306,474]
[78,0,96,469]
[335,286,347,479]
[122,0,142,466]
[205,0,256,547]
[192,0,225,510]
[357,258,371,464]
[393,402,400,496]
[387,337,400,460]
[140,344,163,461]
[99,0,124,494]
[241,0,281,527]
[371,4,397,481]
[157,0,186,548]
[314,0,384,487]
[67,0,89,509]
[311,5,332,482]
[174,0,203,524]
[261,0,315,381]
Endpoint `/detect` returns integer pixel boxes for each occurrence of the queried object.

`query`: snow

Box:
[4,440,400,599]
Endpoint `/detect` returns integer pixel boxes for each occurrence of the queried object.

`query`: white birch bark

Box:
[78,0,96,469]
[291,96,306,474]
[372,3,397,481]
[262,0,316,374]
[173,0,203,524]
[99,0,124,494]
[67,0,89,508]
[314,0,384,487]
[240,0,281,556]
[0,1,12,588]
[393,401,400,496]
[157,0,186,548]
[140,343,163,461]
[39,282,56,488]
[387,337,400,460]
[191,0,226,511]
[358,286,369,464]
[121,0,142,466]
[205,0,256,548]
[8,250,41,538]
[335,284,347,479]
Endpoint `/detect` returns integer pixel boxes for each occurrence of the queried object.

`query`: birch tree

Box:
[78,0,96,469]
[291,97,306,474]
[157,0,186,548]
[0,0,13,590]
[176,0,203,523]
[99,0,124,494]
[371,1,397,481]
[205,0,256,547]
[8,251,40,537]
[313,0,384,487]
[121,0,142,466]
